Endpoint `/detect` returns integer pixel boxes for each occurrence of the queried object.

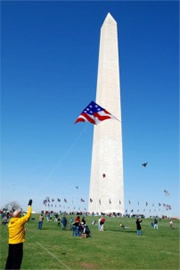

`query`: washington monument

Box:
[88,13,124,214]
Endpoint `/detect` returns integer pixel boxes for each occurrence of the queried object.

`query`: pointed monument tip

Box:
[103,12,117,25]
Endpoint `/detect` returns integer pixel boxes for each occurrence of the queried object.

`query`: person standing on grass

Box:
[100,217,106,231]
[169,219,174,229]
[98,217,101,231]
[61,215,67,230]
[153,217,158,230]
[5,199,33,270]
[136,218,142,235]
[38,213,44,230]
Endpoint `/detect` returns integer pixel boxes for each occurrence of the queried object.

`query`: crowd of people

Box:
[0,200,177,269]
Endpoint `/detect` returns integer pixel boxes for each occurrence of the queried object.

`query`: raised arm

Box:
[18,199,33,225]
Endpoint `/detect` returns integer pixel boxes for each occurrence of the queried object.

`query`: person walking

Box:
[5,199,33,270]
[136,218,142,236]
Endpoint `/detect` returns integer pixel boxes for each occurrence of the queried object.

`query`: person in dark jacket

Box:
[136,218,142,235]
[61,215,67,230]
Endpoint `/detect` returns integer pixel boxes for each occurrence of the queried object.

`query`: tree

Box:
[4,201,21,211]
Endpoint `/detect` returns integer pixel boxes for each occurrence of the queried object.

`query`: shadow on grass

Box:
[106,229,136,233]
[39,227,69,231]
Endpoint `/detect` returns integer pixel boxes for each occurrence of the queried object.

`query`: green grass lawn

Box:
[0,215,179,269]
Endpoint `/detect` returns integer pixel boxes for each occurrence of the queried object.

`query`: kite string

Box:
[40,125,89,188]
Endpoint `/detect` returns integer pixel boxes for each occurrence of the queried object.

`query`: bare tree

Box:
[4,201,21,211]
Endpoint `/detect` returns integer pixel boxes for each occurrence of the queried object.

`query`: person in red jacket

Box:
[100,217,106,231]
[75,215,80,224]
[5,199,33,270]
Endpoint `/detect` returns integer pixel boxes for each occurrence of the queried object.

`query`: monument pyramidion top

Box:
[102,12,117,26]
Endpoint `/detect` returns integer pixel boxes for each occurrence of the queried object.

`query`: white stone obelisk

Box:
[88,13,124,214]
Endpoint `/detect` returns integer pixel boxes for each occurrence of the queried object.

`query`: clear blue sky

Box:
[1,1,179,217]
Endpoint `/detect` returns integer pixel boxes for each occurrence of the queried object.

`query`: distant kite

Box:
[164,189,170,196]
[75,186,79,189]
[142,162,148,167]
[80,198,85,202]
[75,101,118,125]
[43,200,47,205]
[90,198,93,203]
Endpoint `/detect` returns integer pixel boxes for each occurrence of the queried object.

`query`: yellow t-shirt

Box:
[8,206,32,244]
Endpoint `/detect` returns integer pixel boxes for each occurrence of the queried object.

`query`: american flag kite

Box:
[75,101,118,125]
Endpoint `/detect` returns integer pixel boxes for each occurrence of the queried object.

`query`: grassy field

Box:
[0,215,179,270]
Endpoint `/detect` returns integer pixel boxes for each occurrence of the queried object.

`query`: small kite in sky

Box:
[142,162,148,167]
[75,186,79,189]
[164,189,170,196]
[75,100,118,125]
[43,200,47,205]
[90,198,93,203]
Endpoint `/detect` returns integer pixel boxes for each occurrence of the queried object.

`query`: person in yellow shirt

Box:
[5,199,33,270]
